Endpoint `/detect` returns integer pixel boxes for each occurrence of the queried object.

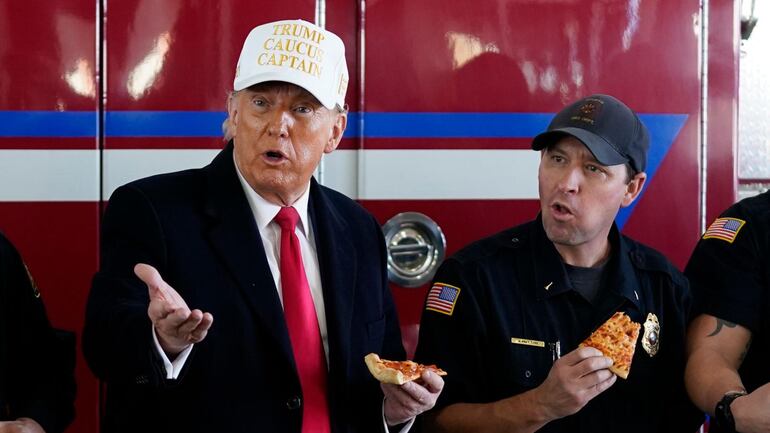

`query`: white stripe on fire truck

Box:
[0,149,541,202]
[103,149,541,201]
[0,150,99,202]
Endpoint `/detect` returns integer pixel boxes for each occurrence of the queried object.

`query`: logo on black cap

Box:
[531,94,650,173]
[570,99,604,125]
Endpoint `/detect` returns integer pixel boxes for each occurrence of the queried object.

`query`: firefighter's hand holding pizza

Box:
[365,354,446,425]
[135,263,214,358]
[533,346,616,420]
[534,312,640,420]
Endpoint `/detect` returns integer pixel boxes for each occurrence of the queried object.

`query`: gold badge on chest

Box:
[642,313,660,357]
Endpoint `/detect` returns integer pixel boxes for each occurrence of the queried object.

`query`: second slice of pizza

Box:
[579,312,641,379]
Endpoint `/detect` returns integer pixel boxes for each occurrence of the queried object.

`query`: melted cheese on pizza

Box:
[580,312,641,379]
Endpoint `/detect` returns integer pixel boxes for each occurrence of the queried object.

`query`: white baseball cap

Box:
[233,19,349,110]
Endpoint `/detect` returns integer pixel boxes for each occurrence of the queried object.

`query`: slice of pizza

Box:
[364,353,447,385]
[579,312,641,379]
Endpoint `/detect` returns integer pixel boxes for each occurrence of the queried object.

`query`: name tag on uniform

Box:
[511,337,545,348]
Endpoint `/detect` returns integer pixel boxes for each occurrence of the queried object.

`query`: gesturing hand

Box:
[535,346,616,421]
[383,370,445,426]
[135,263,214,357]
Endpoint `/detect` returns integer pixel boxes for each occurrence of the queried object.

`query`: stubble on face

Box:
[537,137,633,265]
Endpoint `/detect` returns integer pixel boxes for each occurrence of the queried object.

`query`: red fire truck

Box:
[0,1,743,431]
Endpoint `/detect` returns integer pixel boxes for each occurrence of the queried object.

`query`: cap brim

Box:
[531,127,628,166]
[234,70,336,110]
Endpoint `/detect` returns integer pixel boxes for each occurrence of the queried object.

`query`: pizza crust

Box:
[365,353,413,384]
[364,353,447,385]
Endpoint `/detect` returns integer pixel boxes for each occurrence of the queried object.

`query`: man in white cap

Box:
[83,19,442,433]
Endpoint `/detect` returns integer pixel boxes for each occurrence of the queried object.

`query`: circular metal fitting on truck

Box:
[382,212,446,288]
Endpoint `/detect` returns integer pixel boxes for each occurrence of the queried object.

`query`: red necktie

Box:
[274,206,330,433]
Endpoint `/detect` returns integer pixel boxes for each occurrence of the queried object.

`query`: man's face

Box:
[228,82,346,205]
[538,136,646,254]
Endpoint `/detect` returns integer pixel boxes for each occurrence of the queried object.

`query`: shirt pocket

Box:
[506,341,554,388]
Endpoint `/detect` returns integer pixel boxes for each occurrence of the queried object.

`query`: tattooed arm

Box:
[686,315,749,410]
[685,314,770,433]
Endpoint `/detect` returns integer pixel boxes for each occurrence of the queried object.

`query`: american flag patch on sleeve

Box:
[425,283,461,316]
[703,217,746,243]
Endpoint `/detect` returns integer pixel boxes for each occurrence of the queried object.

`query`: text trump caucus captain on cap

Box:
[238,21,348,92]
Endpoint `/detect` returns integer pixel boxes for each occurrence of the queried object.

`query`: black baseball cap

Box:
[531,94,649,173]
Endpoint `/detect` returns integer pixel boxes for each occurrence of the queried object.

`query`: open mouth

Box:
[264,150,286,162]
[552,202,574,217]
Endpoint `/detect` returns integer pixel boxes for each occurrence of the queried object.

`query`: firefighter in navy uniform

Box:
[0,232,75,433]
[414,94,704,432]
[685,190,770,433]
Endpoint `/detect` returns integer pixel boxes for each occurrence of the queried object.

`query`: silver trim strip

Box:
[315,0,327,183]
[699,0,709,233]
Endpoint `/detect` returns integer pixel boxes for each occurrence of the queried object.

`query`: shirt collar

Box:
[606,225,643,310]
[529,214,641,310]
[233,155,312,236]
[529,215,573,299]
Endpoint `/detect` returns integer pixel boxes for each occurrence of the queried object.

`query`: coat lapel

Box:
[202,144,296,369]
[308,180,356,382]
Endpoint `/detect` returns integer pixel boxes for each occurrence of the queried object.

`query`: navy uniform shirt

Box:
[0,232,75,433]
[685,190,770,394]
[415,217,703,432]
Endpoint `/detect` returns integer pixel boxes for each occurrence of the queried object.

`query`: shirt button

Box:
[286,396,302,410]
[524,370,532,378]
[511,237,519,243]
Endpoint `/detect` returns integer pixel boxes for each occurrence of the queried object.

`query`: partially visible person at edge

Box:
[685,189,770,433]
[413,94,704,432]
[0,232,75,433]
[83,19,442,433]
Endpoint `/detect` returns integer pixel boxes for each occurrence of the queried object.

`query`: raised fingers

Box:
[176,309,204,336]
[189,312,214,343]
[147,297,175,322]
[135,263,189,309]
[155,307,190,333]
[137,263,213,352]
[135,264,165,295]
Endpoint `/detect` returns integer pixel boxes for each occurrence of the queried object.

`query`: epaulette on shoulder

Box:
[452,225,529,264]
[627,241,686,285]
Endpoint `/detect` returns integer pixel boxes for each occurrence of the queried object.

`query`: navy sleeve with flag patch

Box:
[425,283,461,316]
[685,193,769,333]
[702,217,746,243]
[414,257,490,411]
